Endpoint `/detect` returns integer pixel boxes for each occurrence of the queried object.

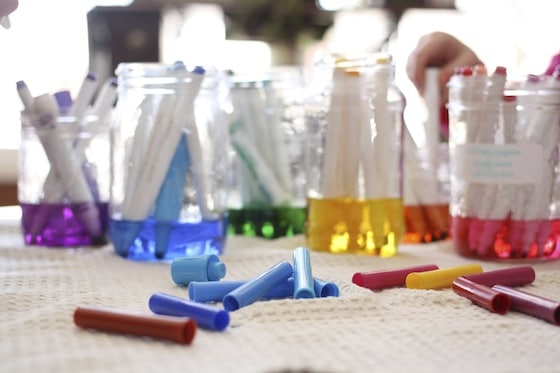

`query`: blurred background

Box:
[0,0,557,205]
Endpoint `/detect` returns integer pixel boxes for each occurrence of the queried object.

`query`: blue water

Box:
[109,217,228,261]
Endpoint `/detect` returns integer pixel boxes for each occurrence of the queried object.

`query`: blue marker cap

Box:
[314,278,340,297]
[293,247,315,299]
[263,278,294,300]
[222,261,293,311]
[149,292,230,331]
[188,278,295,303]
[192,66,205,75]
[108,219,143,258]
[189,281,245,303]
[171,254,226,286]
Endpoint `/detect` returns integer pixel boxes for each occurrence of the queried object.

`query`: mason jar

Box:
[448,70,560,260]
[110,62,230,260]
[19,102,110,247]
[226,66,307,239]
[304,53,405,257]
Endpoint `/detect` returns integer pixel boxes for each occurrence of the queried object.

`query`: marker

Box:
[16,80,34,111]
[171,254,226,286]
[69,72,98,119]
[74,305,197,344]
[222,261,293,311]
[492,285,560,325]
[149,292,230,331]
[153,134,191,258]
[462,266,535,287]
[452,276,510,314]
[405,264,483,290]
[91,77,118,123]
[292,247,315,299]
[352,264,439,290]
[182,66,216,220]
[31,94,103,243]
[115,95,176,256]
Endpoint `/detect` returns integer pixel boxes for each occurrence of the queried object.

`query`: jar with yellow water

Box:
[304,53,405,256]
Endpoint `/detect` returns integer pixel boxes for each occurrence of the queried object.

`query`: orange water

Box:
[306,197,404,257]
[403,204,450,243]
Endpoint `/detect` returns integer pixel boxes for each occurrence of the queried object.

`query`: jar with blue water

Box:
[110,62,231,261]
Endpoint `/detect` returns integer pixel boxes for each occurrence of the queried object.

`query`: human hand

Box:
[406,32,483,103]
[0,0,17,17]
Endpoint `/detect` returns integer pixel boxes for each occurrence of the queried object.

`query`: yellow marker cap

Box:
[406,264,483,290]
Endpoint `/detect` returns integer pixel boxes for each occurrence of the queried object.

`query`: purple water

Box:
[21,202,109,247]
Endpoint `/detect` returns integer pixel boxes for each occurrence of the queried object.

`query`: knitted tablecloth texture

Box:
[2,209,560,373]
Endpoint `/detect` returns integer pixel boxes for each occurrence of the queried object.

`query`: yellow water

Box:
[306,197,404,257]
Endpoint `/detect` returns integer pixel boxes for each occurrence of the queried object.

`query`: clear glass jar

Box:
[110,62,230,261]
[448,72,560,260]
[19,109,111,247]
[226,66,307,239]
[304,53,405,256]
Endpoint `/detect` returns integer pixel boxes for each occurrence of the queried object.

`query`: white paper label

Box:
[453,144,543,184]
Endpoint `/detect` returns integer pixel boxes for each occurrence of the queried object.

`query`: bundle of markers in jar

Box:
[447,65,560,260]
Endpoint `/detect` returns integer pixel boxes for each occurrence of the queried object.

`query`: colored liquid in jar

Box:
[306,197,404,257]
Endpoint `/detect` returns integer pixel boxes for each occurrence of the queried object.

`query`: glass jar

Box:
[304,53,405,256]
[19,105,110,247]
[110,62,230,261]
[448,71,560,260]
[226,66,307,239]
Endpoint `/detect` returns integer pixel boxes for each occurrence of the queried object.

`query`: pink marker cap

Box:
[463,266,535,287]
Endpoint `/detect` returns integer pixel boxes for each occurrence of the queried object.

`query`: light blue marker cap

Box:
[171,254,226,286]
[149,292,230,331]
[293,247,315,299]
[189,281,245,303]
[189,278,295,303]
[222,261,293,311]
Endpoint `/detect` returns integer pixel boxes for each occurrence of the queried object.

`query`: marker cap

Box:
[53,90,73,114]
[463,266,535,287]
[171,254,226,286]
[452,276,510,314]
[313,278,340,297]
[492,285,560,325]
[352,264,439,290]
[74,305,197,344]
[189,281,245,303]
[292,247,315,299]
[222,261,293,311]
[149,292,230,331]
[406,264,483,290]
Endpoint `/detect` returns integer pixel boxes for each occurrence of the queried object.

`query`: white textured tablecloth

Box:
[2,206,560,373]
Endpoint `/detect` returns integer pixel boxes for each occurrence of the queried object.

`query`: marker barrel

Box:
[149,292,230,331]
[222,261,293,311]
